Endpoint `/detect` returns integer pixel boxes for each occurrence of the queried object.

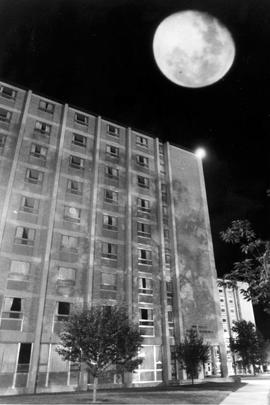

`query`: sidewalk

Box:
[221,375,270,405]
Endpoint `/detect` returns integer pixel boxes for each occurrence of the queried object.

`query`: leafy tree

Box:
[175,328,210,384]
[230,320,266,374]
[56,305,143,403]
[219,220,270,311]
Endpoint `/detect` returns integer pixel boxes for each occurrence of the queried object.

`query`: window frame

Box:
[72,133,87,147]
[69,155,85,169]
[0,86,16,100]
[34,121,51,135]
[14,227,35,246]
[136,135,148,148]
[137,222,151,238]
[101,242,118,260]
[107,124,119,137]
[39,100,55,114]
[66,179,83,195]
[104,189,118,204]
[103,214,118,231]
[138,248,152,266]
[137,175,150,189]
[25,168,43,185]
[74,112,88,126]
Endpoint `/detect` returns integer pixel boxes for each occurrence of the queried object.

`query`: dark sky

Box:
[0,0,269,332]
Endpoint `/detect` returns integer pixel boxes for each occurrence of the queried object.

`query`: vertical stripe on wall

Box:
[28,103,68,393]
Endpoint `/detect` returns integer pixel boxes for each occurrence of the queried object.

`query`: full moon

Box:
[153,11,235,88]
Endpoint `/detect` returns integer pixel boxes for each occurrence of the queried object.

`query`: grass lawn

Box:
[0,382,245,404]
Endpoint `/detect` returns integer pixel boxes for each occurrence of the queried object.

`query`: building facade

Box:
[217,280,255,375]
[0,81,227,394]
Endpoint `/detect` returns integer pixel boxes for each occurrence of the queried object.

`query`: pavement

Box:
[220,375,270,405]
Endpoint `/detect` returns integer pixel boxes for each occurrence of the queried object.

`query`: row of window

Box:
[18,194,154,222]
[12,225,163,264]
[0,84,153,146]
[0,296,173,338]
[24,164,154,194]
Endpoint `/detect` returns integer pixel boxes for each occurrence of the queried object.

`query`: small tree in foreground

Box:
[56,305,143,403]
[230,320,266,375]
[176,328,210,384]
[219,220,270,311]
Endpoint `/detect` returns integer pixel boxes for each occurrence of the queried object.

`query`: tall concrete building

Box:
[0,81,227,394]
[217,280,256,375]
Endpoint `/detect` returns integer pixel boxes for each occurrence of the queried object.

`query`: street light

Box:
[195,147,206,159]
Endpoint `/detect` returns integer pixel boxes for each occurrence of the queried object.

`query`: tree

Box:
[219,220,270,311]
[229,320,266,374]
[175,328,210,384]
[56,305,143,403]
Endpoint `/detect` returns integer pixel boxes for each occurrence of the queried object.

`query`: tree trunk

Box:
[92,376,98,403]
[191,373,194,385]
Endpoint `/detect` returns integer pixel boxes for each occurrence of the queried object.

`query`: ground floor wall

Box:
[0,341,225,395]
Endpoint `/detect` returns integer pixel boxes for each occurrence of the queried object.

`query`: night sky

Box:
[0,0,269,334]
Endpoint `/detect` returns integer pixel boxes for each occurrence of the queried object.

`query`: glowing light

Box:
[195,148,206,159]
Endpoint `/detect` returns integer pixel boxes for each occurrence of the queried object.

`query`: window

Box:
[137,198,150,213]
[101,273,117,291]
[66,179,83,195]
[2,297,22,318]
[139,278,153,295]
[35,121,51,135]
[137,222,151,238]
[165,249,171,266]
[0,108,11,123]
[103,215,118,231]
[166,281,173,305]
[107,124,119,136]
[104,189,118,204]
[104,166,119,179]
[106,144,119,158]
[17,343,32,373]
[138,249,152,265]
[137,175,149,189]
[39,100,54,114]
[15,227,35,246]
[220,298,224,302]
[168,311,174,336]
[61,235,78,252]
[74,112,88,126]
[56,302,70,321]
[164,228,169,240]
[0,86,16,99]
[72,133,86,147]
[136,135,148,147]
[0,134,6,148]
[101,243,117,260]
[162,206,168,216]
[159,143,164,155]
[64,206,81,223]
[0,297,23,331]
[139,308,154,336]
[9,261,30,280]
[161,184,168,202]
[30,143,47,159]
[25,168,43,185]
[136,155,149,168]
[20,196,39,214]
[58,267,76,282]
[69,155,85,169]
